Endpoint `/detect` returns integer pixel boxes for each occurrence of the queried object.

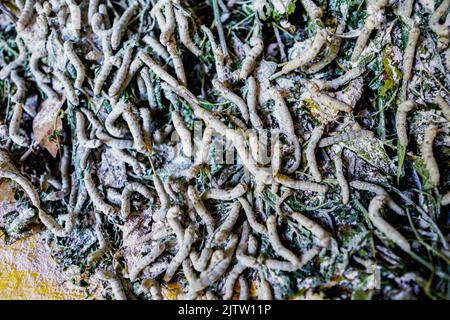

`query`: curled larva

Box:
[172,110,192,157]
[120,182,153,219]
[111,2,139,50]
[190,247,213,272]
[166,38,187,86]
[110,147,144,176]
[396,100,415,146]
[109,47,134,97]
[274,173,329,193]
[97,269,127,300]
[318,129,374,148]
[270,28,328,79]
[128,243,166,281]
[434,96,450,121]
[349,181,405,215]
[212,79,250,122]
[30,49,51,84]
[142,35,171,62]
[267,215,300,265]
[173,5,202,56]
[214,201,241,244]
[167,205,185,244]
[122,108,149,153]
[64,41,86,89]
[9,103,28,147]
[290,212,331,247]
[246,76,264,131]
[141,279,163,300]
[368,195,411,253]
[87,212,109,265]
[164,225,198,282]
[333,153,350,205]
[314,65,365,90]
[300,0,323,19]
[402,24,420,82]
[0,36,27,80]
[96,131,134,149]
[201,25,226,81]
[16,0,35,31]
[75,111,102,149]
[238,196,267,234]
[306,125,324,182]
[205,183,248,201]
[159,0,176,46]
[264,246,320,271]
[53,69,79,105]
[421,124,440,186]
[84,171,117,216]
[239,34,264,79]
[187,185,215,236]
[429,0,450,48]
[120,54,145,93]
[307,81,353,113]
[105,101,129,138]
[10,70,26,104]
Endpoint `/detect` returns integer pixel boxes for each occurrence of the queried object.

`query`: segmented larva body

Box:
[0,36,27,80]
[318,129,374,148]
[16,0,35,31]
[306,125,324,182]
[266,215,301,265]
[46,145,71,201]
[88,0,100,24]
[270,28,328,79]
[109,47,134,97]
[235,222,258,268]
[368,195,411,252]
[65,0,81,37]
[110,147,144,175]
[152,170,170,214]
[97,270,127,300]
[429,0,450,48]
[94,60,113,95]
[142,35,171,62]
[421,124,440,186]
[53,69,79,105]
[314,66,365,90]
[190,247,213,272]
[205,183,248,201]
[120,182,153,219]
[238,196,267,234]
[396,100,415,146]
[307,81,353,113]
[402,24,420,82]
[84,171,117,215]
[164,225,197,282]
[246,76,264,131]
[173,5,202,56]
[194,126,213,166]
[79,107,103,133]
[265,246,320,271]
[139,52,180,88]
[333,153,350,204]
[212,79,250,122]
[30,49,51,84]
[9,103,28,147]
[201,25,226,82]
[122,108,148,154]
[87,213,109,264]
[270,87,295,137]
[121,54,145,93]
[239,35,264,79]
[300,0,323,19]
[187,185,215,236]
[166,38,187,86]
[167,205,185,244]
[140,67,157,109]
[64,41,86,89]
[160,0,176,46]
[237,276,249,300]
[111,2,139,50]
[172,110,192,157]
[96,132,134,149]
[105,102,129,138]
[258,277,273,300]
[214,201,241,244]
[75,111,102,149]
[128,243,166,281]
[10,70,26,103]
[434,96,450,121]
[274,173,329,193]
[141,279,163,300]
[290,212,331,247]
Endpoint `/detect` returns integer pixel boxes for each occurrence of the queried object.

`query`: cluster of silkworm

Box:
[0,0,448,301]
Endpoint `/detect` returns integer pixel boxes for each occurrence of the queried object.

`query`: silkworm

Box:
[258,277,273,300]
[16,0,35,31]
[265,246,320,271]
[239,34,264,79]
[139,52,179,88]
[87,212,109,264]
[300,0,323,19]
[274,173,329,193]
[246,76,264,131]
[368,195,411,253]
[205,183,247,201]
[429,0,450,47]
[46,146,71,201]
[350,181,405,215]
[396,100,415,146]
[318,129,374,147]
[140,67,157,109]
[110,147,144,175]
[0,36,27,80]
[75,111,102,149]
[402,24,419,82]
[201,25,226,81]
[152,170,170,217]
[307,81,353,113]
[190,247,213,272]
[35,12,49,37]
[78,108,103,132]
[94,59,114,95]
[167,205,185,244]
[212,79,249,122]
[270,28,327,79]
[187,185,215,236]
[96,131,134,149]
[314,65,365,90]
[290,212,331,247]
[421,124,440,186]
[238,276,249,300]
[238,196,267,234]
[120,54,145,92]
[166,38,187,86]
[270,87,295,137]
[214,201,241,244]
[105,101,129,138]
[141,279,163,300]
[97,269,127,300]
[333,153,350,205]
[160,0,176,46]
[434,96,450,121]
[442,192,450,206]
[9,103,28,147]
[266,215,301,265]
[88,0,100,24]
[109,47,134,97]
[306,125,324,182]
[142,35,171,62]
[172,110,192,157]
[128,243,166,281]
[53,69,79,105]
[173,5,202,56]
[122,108,149,153]
[120,182,153,219]
[164,225,197,282]
[30,49,51,84]
[111,2,139,50]
[84,171,117,215]
[64,41,86,89]
[65,0,81,37]
[10,70,26,103]
[194,126,213,166]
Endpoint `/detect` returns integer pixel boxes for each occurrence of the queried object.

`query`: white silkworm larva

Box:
[190,247,213,272]
[349,181,405,215]
[205,183,248,201]
[9,103,28,147]
[139,52,179,88]
[46,146,71,201]
[333,153,350,205]
[270,87,295,137]
[307,81,353,113]
[396,100,415,146]
[429,0,450,42]
[402,24,419,82]
[110,147,144,175]
[267,215,300,265]
[164,225,197,281]
[434,96,450,122]
[121,54,145,93]
[265,246,320,271]
[172,110,192,157]
[122,108,148,153]
[128,243,166,281]
[97,270,127,300]
[88,0,100,24]
[109,47,134,97]
[270,28,328,79]
[167,205,185,244]
[258,277,273,300]
[239,35,264,79]
[173,6,202,56]
[16,0,35,31]
[421,124,440,186]
[318,129,374,147]
[214,201,241,244]
[120,182,153,219]
[238,276,249,300]
[30,49,51,84]
[246,76,264,131]
[238,196,267,234]
[314,66,365,90]
[75,111,102,149]
[212,79,250,122]
[0,36,27,80]
[160,0,176,46]
[152,170,170,216]
[64,41,86,89]
[290,212,331,247]
[104,101,130,138]
[10,70,26,103]
[53,69,79,105]
[84,171,117,215]
[96,131,134,149]
[187,185,215,236]
[194,126,213,166]
[141,279,163,300]
[111,2,139,50]
[306,125,324,182]
[140,67,157,109]
[94,59,113,95]
[201,25,226,81]
[77,108,102,131]
[274,173,329,193]
[87,212,109,264]
[142,35,171,61]
[166,38,187,86]
[368,195,411,253]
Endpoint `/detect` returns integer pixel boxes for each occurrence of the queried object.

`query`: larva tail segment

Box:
[421,124,440,186]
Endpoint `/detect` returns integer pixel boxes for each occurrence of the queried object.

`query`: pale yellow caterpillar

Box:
[238,196,267,234]
[318,129,374,148]
[173,4,202,56]
[429,0,450,49]
[96,132,134,149]
[142,35,171,62]
[314,65,365,90]
[139,52,179,88]
[88,0,100,24]
[238,276,249,300]
[84,171,117,215]
[128,243,166,281]
[402,24,419,82]
[167,205,185,244]
[187,185,215,236]
[274,173,329,193]
[10,70,26,104]
[264,246,320,271]
[201,25,227,81]
[140,67,157,109]
[333,153,350,204]
[109,47,134,97]
[16,0,35,32]
[141,279,163,300]
[172,110,192,157]
[120,182,153,219]
[246,76,264,131]
[299,0,323,19]
[212,79,250,122]
[152,169,170,217]
[122,108,149,154]
[9,103,28,147]
[104,101,130,138]
[214,201,241,244]
[30,49,52,84]
[239,34,264,79]
[96,269,127,300]
[290,212,331,247]
[75,111,102,149]
[111,2,139,50]
[266,215,301,265]
[307,81,353,113]
[0,36,27,80]
[110,147,144,175]
[257,276,273,300]
[189,247,213,272]
[65,0,81,38]
[64,40,86,89]
[434,96,450,121]
[87,212,109,265]
[306,125,324,182]
[421,124,440,186]
[166,37,187,86]
[53,69,79,105]
[396,100,415,146]
[204,183,248,201]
